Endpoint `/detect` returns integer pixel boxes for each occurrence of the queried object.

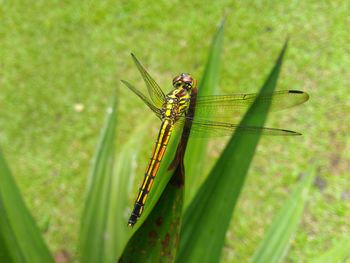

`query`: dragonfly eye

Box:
[173,74,194,89]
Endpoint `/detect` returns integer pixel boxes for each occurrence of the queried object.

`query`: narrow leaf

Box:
[310,236,350,263]
[0,150,54,262]
[103,117,152,262]
[79,92,118,263]
[250,163,317,263]
[184,18,224,207]
[175,41,289,263]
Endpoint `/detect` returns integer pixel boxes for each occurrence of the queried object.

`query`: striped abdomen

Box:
[128,120,173,227]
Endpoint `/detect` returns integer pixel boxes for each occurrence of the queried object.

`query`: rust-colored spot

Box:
[161,233,170,250]
[148,240,156,247]
[156,216,164,227]
[175,233,180,246]
[170,222,175,229]
[168,252,173,260]
[149,230,158,239]
[141,249,147,254]
[160,250,165,256]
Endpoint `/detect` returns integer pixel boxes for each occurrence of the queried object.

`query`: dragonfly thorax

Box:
[173,73,194,91]
[161,88,191,121]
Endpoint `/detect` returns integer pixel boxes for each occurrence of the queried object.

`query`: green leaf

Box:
[119,171,184,263]
[79,92,118,263]
[250,163,317,263]
[184,18,225,207]
[309,236,350,263]
[175,40,289,263]
[103,117,152,262]
[0,151,54,262]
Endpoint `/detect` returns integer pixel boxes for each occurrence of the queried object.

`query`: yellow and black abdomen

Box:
[128,120,173,227]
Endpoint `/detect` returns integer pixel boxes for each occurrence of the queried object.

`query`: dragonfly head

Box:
[173,73,194,91]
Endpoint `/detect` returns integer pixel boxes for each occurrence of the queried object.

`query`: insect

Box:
[122,54,309,227]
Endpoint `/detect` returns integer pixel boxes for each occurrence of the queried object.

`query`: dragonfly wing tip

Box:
[282,129,302,136]
[288,90,304,94]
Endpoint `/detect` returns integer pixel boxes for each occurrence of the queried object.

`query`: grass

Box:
[0,1,349,262]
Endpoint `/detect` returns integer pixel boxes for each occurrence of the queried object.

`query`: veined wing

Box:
[193,90,309,121]
[175,116,301,138]
[131,53,166,108]
[121,80,162,120]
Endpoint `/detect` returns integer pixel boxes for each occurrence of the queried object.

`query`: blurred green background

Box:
[0,1,349,262]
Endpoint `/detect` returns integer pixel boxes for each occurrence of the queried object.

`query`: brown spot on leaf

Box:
[156,216,164,227]
[161,233,170,250]
[141,249,147,254]
[168,252,173,260]
[149,230,158,239]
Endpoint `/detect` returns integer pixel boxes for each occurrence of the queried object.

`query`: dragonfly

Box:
[122,54,309,227]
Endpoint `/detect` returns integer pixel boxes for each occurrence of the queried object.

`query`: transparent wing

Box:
[174,116,301,138]
[121,80,162,119]
[131,53,166,108]
[193,90,309,121]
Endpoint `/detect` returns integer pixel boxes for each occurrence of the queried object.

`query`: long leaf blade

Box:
[309,236,350,263]
[250,164,317,263]
[79,92,118,263]
[0,150,54,263]
[103,117,152,262]
[175,40,289,263]
[183,18,224,207]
